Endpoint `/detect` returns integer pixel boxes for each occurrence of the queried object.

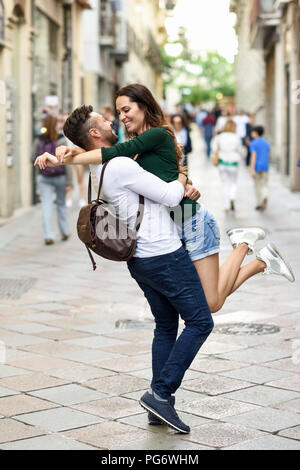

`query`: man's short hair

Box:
[253,125,264,136]
[63,105,95,149]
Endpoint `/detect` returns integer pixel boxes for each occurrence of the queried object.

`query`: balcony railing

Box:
[250,0,280,32]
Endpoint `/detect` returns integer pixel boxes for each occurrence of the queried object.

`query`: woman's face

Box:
[116,95,146,134]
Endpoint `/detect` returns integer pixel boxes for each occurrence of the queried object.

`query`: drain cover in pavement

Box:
[0,278,37,300]
[213,322,280,336]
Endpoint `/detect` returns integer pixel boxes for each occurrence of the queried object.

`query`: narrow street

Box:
[0,130,299,450]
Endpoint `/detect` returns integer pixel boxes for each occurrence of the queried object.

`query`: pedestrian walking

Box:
[202,111,216,157]
[249,125,270,211]
[211,119,243,212]
[32,114,71,245]
[171,113,192,167]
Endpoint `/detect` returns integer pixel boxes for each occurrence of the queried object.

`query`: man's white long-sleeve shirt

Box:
[90,157,184,258]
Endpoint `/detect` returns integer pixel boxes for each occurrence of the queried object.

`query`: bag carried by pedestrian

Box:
[38,139,66,177]
[212,148,219,166]
[77,160,144,270]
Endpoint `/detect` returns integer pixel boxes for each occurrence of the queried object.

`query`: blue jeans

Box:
[127,245,214,399]
[38,174,69,240]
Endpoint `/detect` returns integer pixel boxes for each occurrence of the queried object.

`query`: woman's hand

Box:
[184,184,201,201]
[34,152,60,170]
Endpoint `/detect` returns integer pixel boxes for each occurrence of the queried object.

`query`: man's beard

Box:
[101,128,118,145]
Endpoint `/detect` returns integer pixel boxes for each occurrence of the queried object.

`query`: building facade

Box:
[231,0,300,191]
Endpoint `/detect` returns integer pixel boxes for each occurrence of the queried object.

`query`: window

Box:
[0,0,4,42]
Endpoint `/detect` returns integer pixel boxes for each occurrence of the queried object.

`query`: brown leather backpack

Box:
[77,160,144,270]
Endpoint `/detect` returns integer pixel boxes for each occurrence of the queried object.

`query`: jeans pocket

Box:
[207,220,220,243]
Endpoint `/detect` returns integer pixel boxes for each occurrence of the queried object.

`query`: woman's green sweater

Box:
[101,127,199,221]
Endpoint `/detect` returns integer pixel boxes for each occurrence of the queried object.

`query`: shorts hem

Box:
[188,247,220,262]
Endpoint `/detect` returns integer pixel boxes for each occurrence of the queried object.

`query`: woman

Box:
[32,114,71,245]
[171,113,192,167]
[36,84,295,312]
[212,119,242,212]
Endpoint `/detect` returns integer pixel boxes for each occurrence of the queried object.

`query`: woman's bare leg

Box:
[193,243,264,313]
[76,165,86,200]
[229,259,266,294]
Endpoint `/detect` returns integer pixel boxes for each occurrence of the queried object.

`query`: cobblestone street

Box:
[0,131,300,450]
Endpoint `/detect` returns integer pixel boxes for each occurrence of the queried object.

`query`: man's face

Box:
[90,112,118,145]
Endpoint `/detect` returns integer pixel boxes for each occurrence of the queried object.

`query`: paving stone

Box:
[222,385,300,406]
[83,374,149,395]
[62,421,154,449]
[223,434,300,450]
[224,407,300,432]
[34,329,94,341]
[45,365,116,383]
[217,348,290,364]
[63,335,126,349]
[29,302,72,311]
[98,342,151,356]
[176,396,260,420]
[18,341,85,356]
[278,425,300,441]
[0,394,58,417]
[264,358,300,373]
[267,374,300,392]
[54,349,123,364]
[95,356,151,373]
[0,365,32,378]
[0,332,49,347]
[219,365,295,385]
[103,330,154,343]
[0,434,97,450]
[28,384,107,406]
[4,322,60,335]
[8,356,79,372]
[0,373,70,392]
[198,340,246,355]
[0,418,46,443]
[190,357,247,373]
[182,373,252,396]
[112,434,210,450]
[14,406,104,432]
[177,422,263,448]
[276,398,300,413]
[71,396,142,419]
[0,386,19,397]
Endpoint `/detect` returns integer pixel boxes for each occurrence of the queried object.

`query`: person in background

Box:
[214,109,229,135]
[202,111,216,157]
[32,114,72,245]
[171,113,192,167]
[234,110,249,149]
[250,126,270,211]
[212,120,243,212]
[245,113,255,166]
[195,108,207,136]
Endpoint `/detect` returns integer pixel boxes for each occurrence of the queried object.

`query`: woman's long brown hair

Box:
[42,115,58,141]
[116,83,184,169]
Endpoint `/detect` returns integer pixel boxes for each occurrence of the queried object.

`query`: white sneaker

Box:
[256,243,295,282]
[79,199,86,208]
[227,226,266,254]
[66,199,73,208]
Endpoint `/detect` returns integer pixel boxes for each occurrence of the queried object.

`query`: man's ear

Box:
[89,128,101,138]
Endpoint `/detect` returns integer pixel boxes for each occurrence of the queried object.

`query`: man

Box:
[100,105,121,141]
[250,125,270,211]
[35,105,214,434]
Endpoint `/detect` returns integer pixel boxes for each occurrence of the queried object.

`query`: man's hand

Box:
[56,145,84,164]
[34,152,59,170]
[184,184,201,201]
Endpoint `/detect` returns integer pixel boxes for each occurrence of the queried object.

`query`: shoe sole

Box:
[267,242,295,282]
[139,400,190,434]
[226,226,266,238]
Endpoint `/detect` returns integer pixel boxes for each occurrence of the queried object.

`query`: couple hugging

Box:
[35,83,294,434]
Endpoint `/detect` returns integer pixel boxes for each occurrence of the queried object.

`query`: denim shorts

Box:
[180,206,220,261]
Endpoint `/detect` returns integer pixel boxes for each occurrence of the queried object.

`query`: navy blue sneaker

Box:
[140,391,190,434]
[148,395,175,425]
